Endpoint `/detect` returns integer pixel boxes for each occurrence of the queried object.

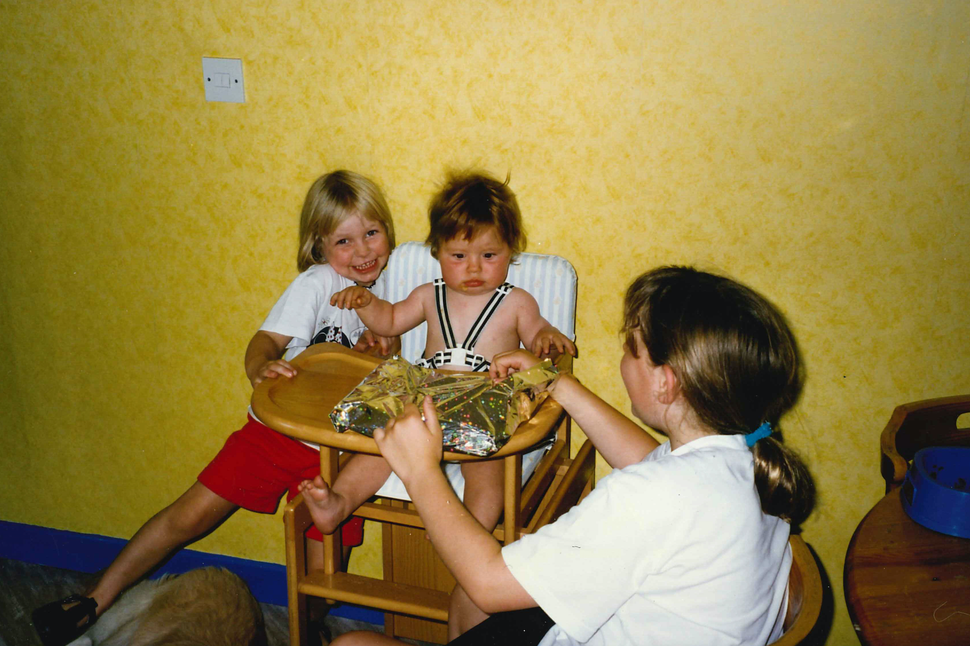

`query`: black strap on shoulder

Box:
[460,282,513,350]
[433,278,457,349]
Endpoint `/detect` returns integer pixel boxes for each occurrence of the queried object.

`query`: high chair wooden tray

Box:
[251,342,564,461]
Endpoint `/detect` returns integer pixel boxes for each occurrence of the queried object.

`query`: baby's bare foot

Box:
[298,476,348,535]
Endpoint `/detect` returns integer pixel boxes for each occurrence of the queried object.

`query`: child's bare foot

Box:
[298,476,349,535]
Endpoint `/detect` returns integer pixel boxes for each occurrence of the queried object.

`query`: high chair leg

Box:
[284,494,311,646]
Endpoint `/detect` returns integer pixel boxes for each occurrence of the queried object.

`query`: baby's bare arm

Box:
[514,290,577,358]
[332,283,428,339]
[331,286,377,310]
[330,287,397,335]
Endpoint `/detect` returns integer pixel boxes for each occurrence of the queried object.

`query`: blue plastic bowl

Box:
[901,446,970,539]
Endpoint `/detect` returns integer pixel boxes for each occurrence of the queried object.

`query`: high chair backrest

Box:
[385,241,578,362]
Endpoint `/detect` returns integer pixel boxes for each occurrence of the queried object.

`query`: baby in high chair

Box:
[298,170,576,548]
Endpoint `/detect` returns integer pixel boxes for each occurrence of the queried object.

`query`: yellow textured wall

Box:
[2,2,968,644]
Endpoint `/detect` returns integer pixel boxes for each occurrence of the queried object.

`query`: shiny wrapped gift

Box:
[330,357,559,456]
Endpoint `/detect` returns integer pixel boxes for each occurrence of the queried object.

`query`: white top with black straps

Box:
[415,278,513,372]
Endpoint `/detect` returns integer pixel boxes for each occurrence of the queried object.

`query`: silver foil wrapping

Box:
[329,357,558,456]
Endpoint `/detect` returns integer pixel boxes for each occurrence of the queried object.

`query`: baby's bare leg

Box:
[459,459,505,532]
[299,454,392,535]
[87,481,237,614]
[448,459,505,639]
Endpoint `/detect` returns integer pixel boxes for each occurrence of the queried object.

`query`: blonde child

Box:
[297,172,575,634]
[32,170,397,646]
[335,265,816,646]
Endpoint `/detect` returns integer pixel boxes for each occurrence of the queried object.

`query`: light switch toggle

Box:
[202,57,245,103]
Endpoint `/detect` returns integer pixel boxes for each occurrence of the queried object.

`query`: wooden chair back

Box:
[880,394,970,492]
[772,534,823,646]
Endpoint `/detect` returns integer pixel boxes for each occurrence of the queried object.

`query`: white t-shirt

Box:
[259,263,386,361]
[502,434,791,646]
[248,263,387,444]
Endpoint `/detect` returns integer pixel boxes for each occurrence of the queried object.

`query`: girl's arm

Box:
[245,330,295,387]
[513,291,577,358]
[352,329,402,358]
[331,285,427,337]
[374,398,537,614]
[492,351,659,470]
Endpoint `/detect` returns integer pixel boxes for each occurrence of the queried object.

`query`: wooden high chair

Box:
[879,393,970,493]
[252,243,595,645]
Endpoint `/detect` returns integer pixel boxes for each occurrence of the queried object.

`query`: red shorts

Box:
[197,416,363,546]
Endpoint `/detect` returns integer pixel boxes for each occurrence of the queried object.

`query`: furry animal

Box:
[67,567,267,646]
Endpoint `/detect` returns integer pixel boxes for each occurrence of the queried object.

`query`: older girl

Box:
[336,265,815,646]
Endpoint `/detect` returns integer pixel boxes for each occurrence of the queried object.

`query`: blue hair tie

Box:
[745,422,772,447]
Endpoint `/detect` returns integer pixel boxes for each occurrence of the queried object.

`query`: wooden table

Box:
[844,488,970,646]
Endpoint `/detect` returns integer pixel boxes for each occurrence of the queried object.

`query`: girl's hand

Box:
[374,396,442,487]
[330,286,374,310]
[531,327,577,358]
[353,329,401,358]
[251,359,296,386]
[489,349,543,381]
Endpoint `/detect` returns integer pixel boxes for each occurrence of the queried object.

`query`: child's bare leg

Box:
[447,459,505,639]
[298,453,392,535]
[87,481,237,614]
[459,459,505,532]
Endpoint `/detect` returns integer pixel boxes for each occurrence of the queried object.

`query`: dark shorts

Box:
[450,607,555,645]
[197,415,364,546]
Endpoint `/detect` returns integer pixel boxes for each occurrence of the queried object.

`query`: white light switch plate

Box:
[202,57,245,103]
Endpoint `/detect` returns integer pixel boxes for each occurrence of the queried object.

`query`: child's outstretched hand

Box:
[251,359,296,386]
[531,326,577,358]
[374,396,442,488]
[330,286,374,310]
[489,349,544,381]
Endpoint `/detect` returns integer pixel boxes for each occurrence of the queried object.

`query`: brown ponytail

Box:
[752,437,816,525]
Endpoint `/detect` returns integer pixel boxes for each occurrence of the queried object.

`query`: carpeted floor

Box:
[0,558,412,646]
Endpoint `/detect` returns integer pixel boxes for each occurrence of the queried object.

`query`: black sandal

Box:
[31,594,98,646]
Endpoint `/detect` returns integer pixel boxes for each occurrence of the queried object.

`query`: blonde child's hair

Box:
[622,266,815,526]
[425,171,526,259]
[297,171,396,272]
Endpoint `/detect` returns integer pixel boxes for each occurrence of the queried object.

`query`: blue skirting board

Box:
[0,520,383,624]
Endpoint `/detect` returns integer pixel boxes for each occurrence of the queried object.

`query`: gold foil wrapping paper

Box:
[330,357,558,456]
